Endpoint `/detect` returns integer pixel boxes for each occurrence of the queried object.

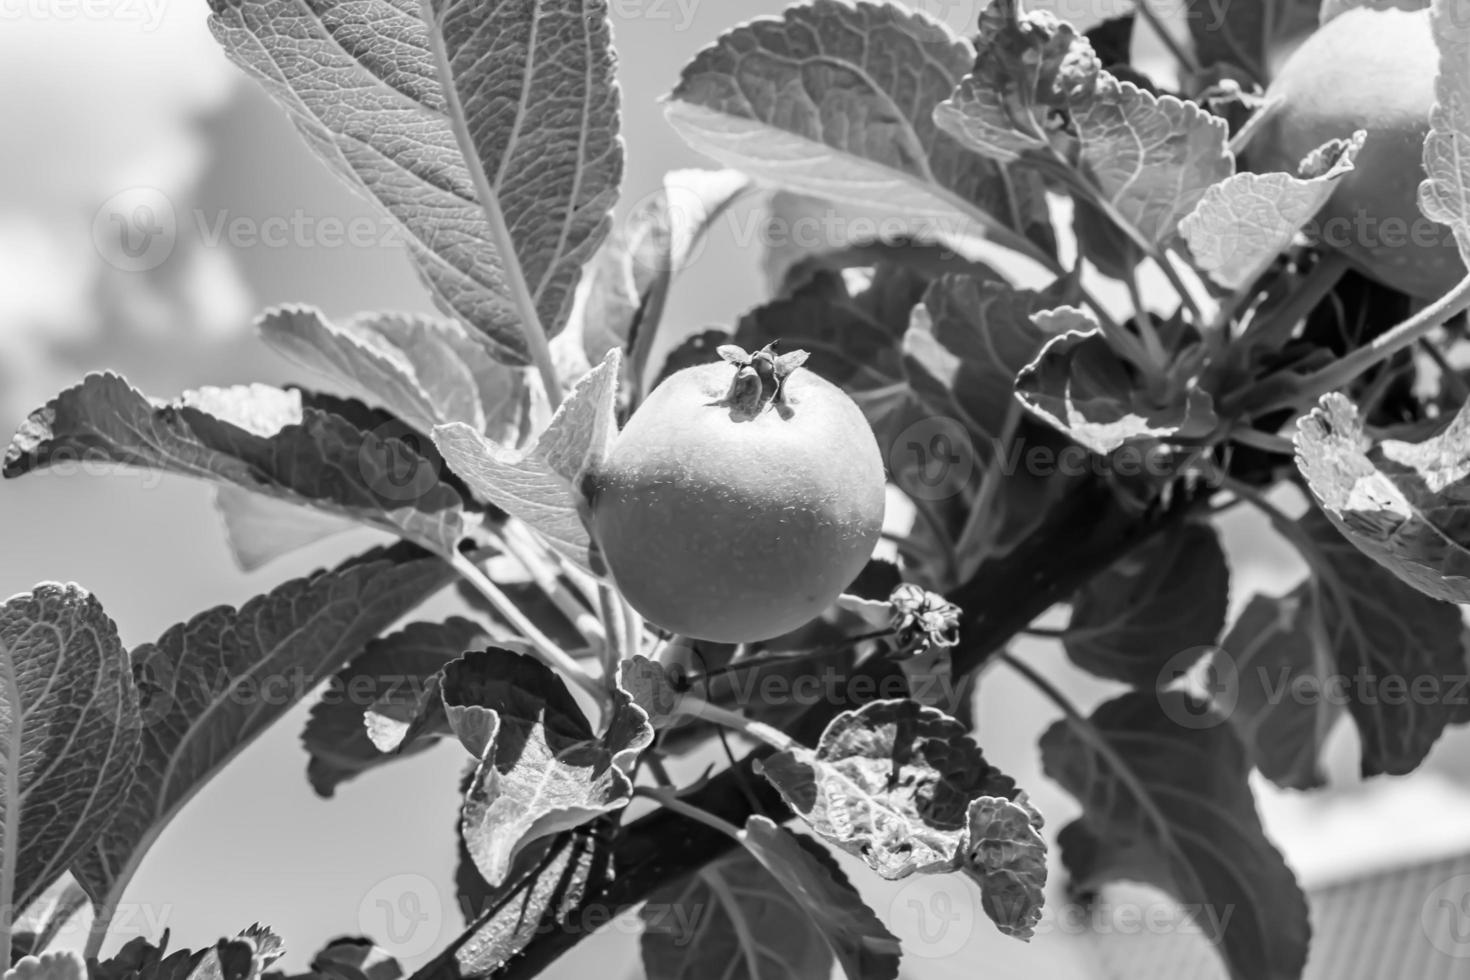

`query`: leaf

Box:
[572,169,752,385]
[1040,691,1310,980]
[962,796,1048,941]
[434,350,620,572]
[1072,74,1234,249]
[1219,591,1341,790]
[5,952,84,980]
[1181,132,1364,289]
[755,699,1021,880]
[616,656,686,729]
[1015,321,1218,453]
[903,272,1074,445]
[209,0,622,362]
[933,0,1100,163]
[4,374,468,557]
[1296,506,1465,776]
[1296,391,1470,602]
[259,308,534,445]
[73,544,457,920]
[213,488,358,572]
[1185,0,1318,83]
[1420,0,1470,267]
[0,585,140,915]
[91,929,280,980]
[663,0,1055,266]
[456,648,651,887]
[640,841,833,980]
[1065,523,1230,687]
[300,938,402,980]
[739,817,902,980]
[10,876,89,962]
[301,617,496,797]
[415,826,612,980]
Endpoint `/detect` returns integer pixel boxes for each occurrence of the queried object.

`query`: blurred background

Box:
[7,0,1470,976]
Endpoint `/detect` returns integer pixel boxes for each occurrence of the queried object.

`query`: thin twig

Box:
[1134,0,1201,76]
[451,553,606,706]
[635,787,744,841]
[1418,336,1470,402]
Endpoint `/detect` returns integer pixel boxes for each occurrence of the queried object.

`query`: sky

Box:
[6,1,1470,978]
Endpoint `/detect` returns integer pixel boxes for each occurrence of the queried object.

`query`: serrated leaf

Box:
[302,617,496,797]
[1041,691,1309,980]
[5,951,84,980]
[91,930,276,980]
[1072,74,1234,248]
[616,656,686,729]
[755,699,1020,880]
[259,308,534,446]
[1297,391,1470,602]
[1420,0,1470,266]
[3,374,467,557]
[434,350,620,572]
[1015,322,1218,453]
[572,169,752,386]
[73,544,457,921]
[1219,591,1341,790]
[736,817,902,980]
[1296,506,1464,775]
[640,839,833,980]
[1065,523,1230,687]
[933,0,1100,162]
[209,0,621,362]
[903,272,1074,446]
[416,826,612,980]
[456,648,651,887]
[0,585,140,916]
[1181,132,1363,289]
[962,796,1047,941]
[664,0,1054,265]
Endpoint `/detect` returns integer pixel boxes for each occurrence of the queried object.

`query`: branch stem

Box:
[451,553,606,706]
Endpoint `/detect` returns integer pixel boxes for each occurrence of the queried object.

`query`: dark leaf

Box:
[301,617,497,797]
[0,585,140,915]
[74,544,457,921]
[1041,691,1309,980]
[1065,523,1230,687]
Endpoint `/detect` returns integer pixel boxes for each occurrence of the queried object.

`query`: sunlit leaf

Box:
[1016,321,1218,454]
[209,0,621,362]
[434,350,620,572]
[756,699,1020,879]
[962,796,1047,941]
[455,648,651,887]
[1420,0,1470,266]
[1181,133,1363,289]
[664,0,1055,266]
